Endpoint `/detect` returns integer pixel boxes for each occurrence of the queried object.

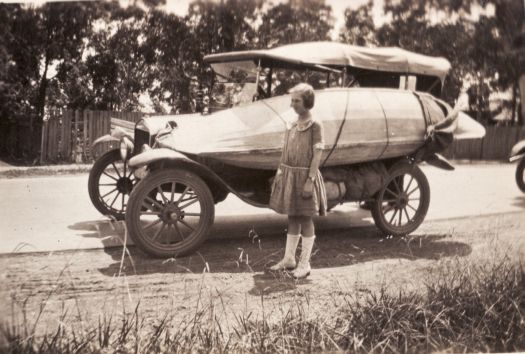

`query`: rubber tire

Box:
[125,169,215,258]
[516,159,525,193]
[371,163,430,236]
[88,149,130,220]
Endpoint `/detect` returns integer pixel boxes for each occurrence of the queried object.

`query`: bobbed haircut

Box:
[289,83,315,109]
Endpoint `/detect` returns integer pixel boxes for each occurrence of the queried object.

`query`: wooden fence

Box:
[40,110,144,163]
[444,126,525,160]
[40,109,525,163]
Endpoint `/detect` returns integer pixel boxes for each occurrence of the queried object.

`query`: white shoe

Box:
[293,236,315,279]
[270,234,300,271]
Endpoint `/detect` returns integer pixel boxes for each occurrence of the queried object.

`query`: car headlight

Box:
[119,137,134,161]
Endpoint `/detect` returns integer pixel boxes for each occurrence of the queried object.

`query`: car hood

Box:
[155,101,287,155]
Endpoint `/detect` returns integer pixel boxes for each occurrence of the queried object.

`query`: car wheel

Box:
[88,149,136,220]
[371,162,430,236]
[125,169,214,258]
[516,159,525,193]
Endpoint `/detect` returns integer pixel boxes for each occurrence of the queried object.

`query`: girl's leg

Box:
[294,216,316,278]
[287,215,301,235]
[269,215,301,271]
[299,216,314,237]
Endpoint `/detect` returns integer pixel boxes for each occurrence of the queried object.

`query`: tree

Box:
[258,0,333,48]
[143,10,198,113]
[339,1,377,46]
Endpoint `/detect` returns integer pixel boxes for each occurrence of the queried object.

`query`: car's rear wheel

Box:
[126,169,214,258]
[371,162,430,236]
[88,149,136,220]
[516,159,525,193]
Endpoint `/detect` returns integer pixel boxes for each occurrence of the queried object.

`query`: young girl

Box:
[269,83,327,279]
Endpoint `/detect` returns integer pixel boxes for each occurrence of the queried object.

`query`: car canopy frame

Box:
[204,41,451,84]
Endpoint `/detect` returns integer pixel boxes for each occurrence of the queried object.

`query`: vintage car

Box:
[510,139,525,192]
[93,42,485,258]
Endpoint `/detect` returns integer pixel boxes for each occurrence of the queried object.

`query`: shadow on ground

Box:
[90,226,470,277]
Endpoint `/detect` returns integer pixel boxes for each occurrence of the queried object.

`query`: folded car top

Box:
[203,41,451,82]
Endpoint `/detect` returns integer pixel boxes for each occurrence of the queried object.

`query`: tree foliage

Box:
[258,0,333,47]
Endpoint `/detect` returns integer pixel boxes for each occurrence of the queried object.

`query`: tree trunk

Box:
[32,54,49,158]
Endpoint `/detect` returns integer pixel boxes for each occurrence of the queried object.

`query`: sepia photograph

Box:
[0,0,524,352]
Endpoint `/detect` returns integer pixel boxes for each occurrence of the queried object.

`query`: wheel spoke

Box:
[121,194,125,211]
[404,176,414,194]
[407,202,418,213]
[102,171,118,182]
[111,163,122,178]
[142,218,162,231]
[398,209,403,226]
[99,183,117,187]
[179,197,199,210]
[177,186,190,203]
[151,222,166,242]
[174,222,184,240]
[178,219,195,231]
[184,212,201,217]
[385,187,399,198]
[407,185,419,197]
[388,208,398,225]
[123,162,127,177]
[403,206,411,223]
[101,188,118,199]
[157,186,169,203]
[393,176,402,193]
[170,182,176,203]
[109,191,120,208]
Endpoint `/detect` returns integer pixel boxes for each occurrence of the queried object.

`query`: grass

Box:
[2,254,524,354]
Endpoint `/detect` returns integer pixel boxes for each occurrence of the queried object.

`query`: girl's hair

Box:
[289,83,315,109]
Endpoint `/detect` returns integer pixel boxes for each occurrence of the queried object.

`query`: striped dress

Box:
[269,119,327,216]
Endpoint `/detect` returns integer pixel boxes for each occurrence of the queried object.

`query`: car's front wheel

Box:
[88,149,136,220]
[371,162,430,236]
[516,158,525,193]
[126,169,215,258]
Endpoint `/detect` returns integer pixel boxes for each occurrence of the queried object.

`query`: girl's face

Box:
[291,92,308,116]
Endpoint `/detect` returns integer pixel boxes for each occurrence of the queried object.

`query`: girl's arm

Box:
[308,149,323,180]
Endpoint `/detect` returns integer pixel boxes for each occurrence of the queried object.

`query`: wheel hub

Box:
[396,192,409,208]
[160,203,184,223]
[117,177,133,194]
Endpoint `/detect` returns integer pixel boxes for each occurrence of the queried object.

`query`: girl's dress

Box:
[269,119,327,216]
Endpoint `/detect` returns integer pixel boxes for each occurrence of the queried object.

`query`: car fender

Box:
[92,127,133,149]
[510,140,525,162]
[424,153,455,171]
[92,134,120,149]
[128,148,191,168]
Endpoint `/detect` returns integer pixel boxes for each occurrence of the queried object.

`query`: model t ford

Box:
[88,42,485,257]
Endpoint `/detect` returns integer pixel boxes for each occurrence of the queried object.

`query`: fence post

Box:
[40,119,47,164]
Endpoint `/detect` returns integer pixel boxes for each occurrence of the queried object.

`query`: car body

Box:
[510,139,525,192]
[91,41,486,257]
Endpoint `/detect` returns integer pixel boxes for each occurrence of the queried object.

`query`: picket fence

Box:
[40,109,525,164]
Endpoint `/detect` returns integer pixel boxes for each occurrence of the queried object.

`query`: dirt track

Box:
[2,210,524,336]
